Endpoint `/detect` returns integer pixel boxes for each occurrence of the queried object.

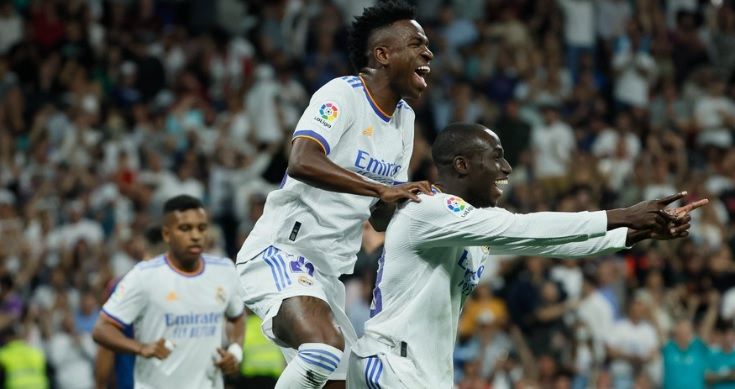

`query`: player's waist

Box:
[236,241,358,276]
[353,332,411,359]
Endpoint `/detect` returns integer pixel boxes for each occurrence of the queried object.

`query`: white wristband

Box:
[227,343,243,364]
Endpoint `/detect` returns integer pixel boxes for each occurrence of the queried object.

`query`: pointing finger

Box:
[679,198,709,214]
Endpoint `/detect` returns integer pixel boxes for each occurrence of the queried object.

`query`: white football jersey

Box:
[237,76,415,276]
[352,190,629,388]
[102,254,243,389]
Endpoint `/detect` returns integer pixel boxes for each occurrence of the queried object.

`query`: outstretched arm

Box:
[414,192,707,254]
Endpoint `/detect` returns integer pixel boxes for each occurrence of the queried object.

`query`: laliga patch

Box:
[445,196,473,218]
[313,101,339,129]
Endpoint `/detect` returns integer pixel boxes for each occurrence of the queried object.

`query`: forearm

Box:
[92,319,142,355]
[625,229,650,246]
[94,347,114,389]
[491,228,628,258]
[606,209,632,229]
[228,314,244,346]
[288,140,386,198]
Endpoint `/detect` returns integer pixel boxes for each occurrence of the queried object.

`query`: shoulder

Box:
[400,192,476,221]
[135,255,167,272]
[203,254,235,269]
[316,76,362,96]
[396,99,414,113]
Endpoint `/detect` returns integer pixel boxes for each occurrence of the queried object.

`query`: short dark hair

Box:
[347,0,416,72]
[431,123,489,167]
[163,195,204,214]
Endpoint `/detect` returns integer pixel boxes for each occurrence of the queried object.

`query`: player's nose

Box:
[501,158,512,175]
[422,48,434,61]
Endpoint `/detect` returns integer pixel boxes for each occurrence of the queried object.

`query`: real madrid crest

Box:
[298,276,313,286]
[215,286,226,303]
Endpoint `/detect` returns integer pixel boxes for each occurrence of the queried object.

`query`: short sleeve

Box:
[101,266,148,327]
[225,266,244,319]
[292,79,355,155]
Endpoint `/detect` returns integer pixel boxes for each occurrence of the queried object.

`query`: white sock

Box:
[275,343,343,389]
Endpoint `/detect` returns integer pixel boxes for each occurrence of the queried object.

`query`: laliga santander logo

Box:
[315,102,339,128]
[446,196,473,218]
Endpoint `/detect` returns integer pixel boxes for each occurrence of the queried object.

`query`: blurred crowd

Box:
[0,0,734,388]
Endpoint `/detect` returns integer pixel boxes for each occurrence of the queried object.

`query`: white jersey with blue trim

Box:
[101,254,243,389]
[352,190,629,388]
[237,75,415,276]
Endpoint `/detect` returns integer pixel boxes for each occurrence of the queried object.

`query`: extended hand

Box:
[139,338,172,359]
[377,181,432,203]
[616,192,688,230]
[214,348,239,375]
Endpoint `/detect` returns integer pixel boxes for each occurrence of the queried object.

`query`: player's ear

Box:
[161,225,170,244]
[374,46,390,66]
[453,156,469,175]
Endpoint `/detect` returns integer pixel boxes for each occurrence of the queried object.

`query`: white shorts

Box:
[237,245,357,380]
[347,351,425,389]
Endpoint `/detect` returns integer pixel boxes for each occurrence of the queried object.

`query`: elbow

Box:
[286,158,314,182]
[91,321,106,345]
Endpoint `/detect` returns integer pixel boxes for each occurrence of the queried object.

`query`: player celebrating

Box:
[235,1,433,387]
[348,123,708,388]
[93,195,244,389]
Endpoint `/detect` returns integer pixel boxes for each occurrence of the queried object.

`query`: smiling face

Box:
[464,130,513,208]
[378,20,433,99]
[162,208,209,266]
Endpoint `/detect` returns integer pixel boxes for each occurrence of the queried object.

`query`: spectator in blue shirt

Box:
[662,320,711,389]
[707,324,735,389]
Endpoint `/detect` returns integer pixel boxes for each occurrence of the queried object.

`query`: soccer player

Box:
[235,1,433,387]
[347,123,708,388]
[92,195,244,389]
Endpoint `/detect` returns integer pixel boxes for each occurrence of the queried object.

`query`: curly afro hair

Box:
[347,0,416,73]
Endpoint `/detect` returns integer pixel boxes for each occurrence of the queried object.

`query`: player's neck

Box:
[359,72,399,116]
[166,252,203,274]
[434,179,469,200]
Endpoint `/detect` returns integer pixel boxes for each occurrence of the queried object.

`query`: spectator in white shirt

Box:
[557,0,595,78]
[531,103,576,198]
[577,274,615,358]
[613,32,657,109]
[0,1,22,55]
[606,298,660,389]
[47,311,96,389]
[694,78,735,149]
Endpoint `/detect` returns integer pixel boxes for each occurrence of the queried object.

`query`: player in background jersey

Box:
[235,1,433,387]
[348,123,708,388]
[92,195,244,389]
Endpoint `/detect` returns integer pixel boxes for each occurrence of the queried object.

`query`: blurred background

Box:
[0,0,734,388]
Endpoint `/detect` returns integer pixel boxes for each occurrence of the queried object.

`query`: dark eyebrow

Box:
[411,35,428,45]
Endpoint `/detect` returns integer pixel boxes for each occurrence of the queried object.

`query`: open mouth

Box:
[493,178,508,195]
[413,65,431,89]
